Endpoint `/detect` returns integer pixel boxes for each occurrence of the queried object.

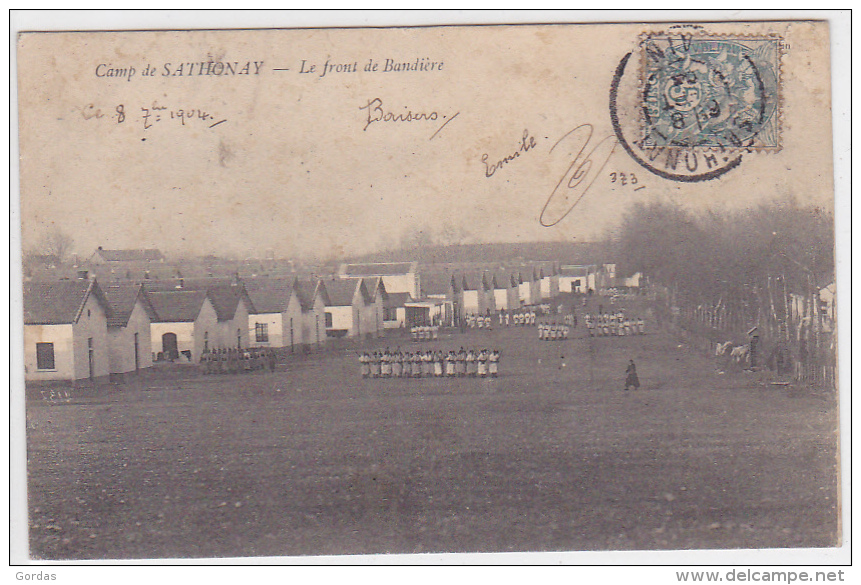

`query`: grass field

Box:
[25,297,840,559]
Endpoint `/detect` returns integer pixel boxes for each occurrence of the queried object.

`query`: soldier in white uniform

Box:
[360,352,370,378]
[445,351,456,377]
[434,351,444,377]
[466,348,477,377]
[411,353,422,378]
[375,351,384,378]
[392,350,402,378]
[489,350,500,377]
[477,349,489,377]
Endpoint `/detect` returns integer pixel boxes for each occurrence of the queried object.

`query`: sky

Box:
[15,19,836,262]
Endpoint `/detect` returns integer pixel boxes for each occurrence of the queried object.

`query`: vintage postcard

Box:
[14,16,844,565]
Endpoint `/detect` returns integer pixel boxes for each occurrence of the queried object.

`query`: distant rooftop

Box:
[94,247,165,262]
[341,262,417,277]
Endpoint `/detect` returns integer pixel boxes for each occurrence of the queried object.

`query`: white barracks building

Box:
[338,262,420,299]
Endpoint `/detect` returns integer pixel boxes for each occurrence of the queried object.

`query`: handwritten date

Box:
[80,101,227,131]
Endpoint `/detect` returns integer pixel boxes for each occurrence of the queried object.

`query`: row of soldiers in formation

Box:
[464,313,494,329]
[409,325,440,341]
[199,347,277,374]
[463,304,556,330]
[537,322,572,340]
[359,347,501,378]
[584,312,646,337]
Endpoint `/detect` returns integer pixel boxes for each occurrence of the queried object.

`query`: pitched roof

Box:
[23,279,111,325]
[418,271,455,296]
[323,279,358,306]
[341,262,416,277]
[323,279,371,306]
[481,272,494,291]
[489,272,517,289]
[363,277,389,302]
[294,279,327,312]
[242,278,296,314]
[560,265,591,277]
[201,285,253,321]
[143,278,255,321]
[147,290,209,323]
[386,292,413,308]
[536,261,559,276]
[102,283,157,327]
[95,248,164,262]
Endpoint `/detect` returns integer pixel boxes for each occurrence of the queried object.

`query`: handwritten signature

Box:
[482,129,538,178]
[539,124,619,227]
[359,97,459,140]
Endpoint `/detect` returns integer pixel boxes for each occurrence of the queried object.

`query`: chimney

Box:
[77,269,89,280]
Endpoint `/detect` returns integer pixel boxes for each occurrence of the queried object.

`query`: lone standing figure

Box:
[624,359,640,391]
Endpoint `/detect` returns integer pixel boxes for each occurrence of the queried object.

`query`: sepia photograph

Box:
[10,11,849,569]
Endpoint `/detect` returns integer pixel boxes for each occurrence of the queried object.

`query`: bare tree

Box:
[438,224,471,247]
[399,225,435,250]
[38,227,75,263]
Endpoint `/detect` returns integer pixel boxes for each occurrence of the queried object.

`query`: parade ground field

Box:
[25,299,840,560]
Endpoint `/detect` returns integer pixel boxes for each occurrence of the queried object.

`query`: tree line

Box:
[608,196,835,385]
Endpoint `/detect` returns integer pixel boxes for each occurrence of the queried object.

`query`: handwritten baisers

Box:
[359,97,458,140]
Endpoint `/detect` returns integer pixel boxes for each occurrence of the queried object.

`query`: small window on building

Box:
[255,322,269,343]
[36,342,55,370]
[325,312,333,328]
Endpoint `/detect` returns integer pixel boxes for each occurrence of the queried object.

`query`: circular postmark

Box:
[610,33,781,182]
[642,36,779,150]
